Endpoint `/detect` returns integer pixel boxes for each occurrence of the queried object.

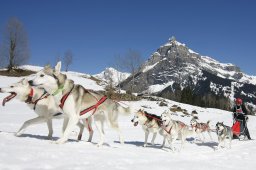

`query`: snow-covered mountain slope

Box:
[0,74,256,170]
[94,67,130,86]
[120,37,256,112]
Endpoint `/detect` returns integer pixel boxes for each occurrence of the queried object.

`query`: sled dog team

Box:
[132,109,232,151]
[0,62,241,151]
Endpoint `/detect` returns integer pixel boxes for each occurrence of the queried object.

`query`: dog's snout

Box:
[131,119,134,123]
[28,80,33,86]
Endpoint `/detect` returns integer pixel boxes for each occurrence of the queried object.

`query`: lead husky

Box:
[215,122,233,150]
[160,111,194,151]
[29,62,131,146]
[0,78,90,140]
[131,109,163,147]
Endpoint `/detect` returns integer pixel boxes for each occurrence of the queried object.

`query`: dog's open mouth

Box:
[134,122,138,126]
[2,92,17,106]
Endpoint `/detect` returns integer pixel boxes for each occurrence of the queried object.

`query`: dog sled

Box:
[232,116,249,140]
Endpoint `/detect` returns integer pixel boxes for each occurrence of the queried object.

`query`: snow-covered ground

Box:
[0,74,256,170]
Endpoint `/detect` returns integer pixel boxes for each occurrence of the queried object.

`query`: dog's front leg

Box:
[56,113,79,144]
[161,136,166,148]
[62,117,69,137]
[16,116,46,136]
[217,137,222,150]
[151,132,157,146]
[144,130,149,147]
[47,119,53,139]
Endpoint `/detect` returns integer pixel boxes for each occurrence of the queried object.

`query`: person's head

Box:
[235,98,242,106]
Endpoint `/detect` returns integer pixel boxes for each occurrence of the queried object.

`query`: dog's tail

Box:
[108,101,131,129]
[115,101,131,116]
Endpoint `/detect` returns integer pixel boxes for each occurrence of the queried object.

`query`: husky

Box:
[190,117,213,142]
[29,62,131,146]
[0,78,91,141]
[160,111,194,151]
[215,122,233,149]
[131,109,163,147]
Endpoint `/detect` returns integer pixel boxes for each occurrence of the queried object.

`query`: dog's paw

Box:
[143,144,148,147]
[53,138,66,144]
[47,135,53,140]
[15,132,22,137]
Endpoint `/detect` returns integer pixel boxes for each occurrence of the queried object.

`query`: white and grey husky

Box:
[0,78,89,140]
[161,111,194,151]
[29,62,131,146]
[215,122,233,150]
[131,109,163,147]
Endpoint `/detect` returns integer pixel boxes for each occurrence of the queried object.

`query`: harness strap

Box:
[164,125,173,134]
[33,92,49,110]
[25,88,34,103]
[59,86,74,109]
[139,111,162,121]
[25,88,49,110]
[52,84,64,96]
[80,96,107,116]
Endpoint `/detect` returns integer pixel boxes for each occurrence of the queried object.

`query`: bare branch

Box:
[63,50,73,72]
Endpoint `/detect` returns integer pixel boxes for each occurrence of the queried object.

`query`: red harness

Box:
[59,87,107,116]
[25,88,49,110]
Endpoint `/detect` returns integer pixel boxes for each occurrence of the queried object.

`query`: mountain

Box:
[94,67,130,86]
[120,37,256,113]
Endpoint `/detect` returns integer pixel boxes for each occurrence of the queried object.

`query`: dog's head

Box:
[216,122,225,133]
[161,111,172,126]
[29,62,66,94]
[0,78,30,106]
[190,118,198,127]
[131,109,146,126]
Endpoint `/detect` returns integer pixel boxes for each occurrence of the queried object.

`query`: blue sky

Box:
[0,0,255,75]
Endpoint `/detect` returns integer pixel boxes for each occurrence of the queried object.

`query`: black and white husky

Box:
[215,122,233,149]
[0,78,88,140]
[29,62,131,146]
[131,109,163,147]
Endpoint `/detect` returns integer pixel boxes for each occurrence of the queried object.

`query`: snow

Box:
[94,67,130,86]
[1,72,256,170]
[145,81,174,94]
[188,49,199,55]
[142,62,159,73]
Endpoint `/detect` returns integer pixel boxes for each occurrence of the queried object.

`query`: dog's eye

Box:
[40,74,44,77]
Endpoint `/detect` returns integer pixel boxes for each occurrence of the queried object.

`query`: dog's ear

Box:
[20,78,28,85]
[54,61,62,75]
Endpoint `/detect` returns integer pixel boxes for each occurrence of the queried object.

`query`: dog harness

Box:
[59,85,107,116]
[25,88,49,110]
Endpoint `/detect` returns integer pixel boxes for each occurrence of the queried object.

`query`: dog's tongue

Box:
[2,93,17,106]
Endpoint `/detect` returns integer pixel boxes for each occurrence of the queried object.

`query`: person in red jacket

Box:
[233,98,251,140]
